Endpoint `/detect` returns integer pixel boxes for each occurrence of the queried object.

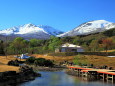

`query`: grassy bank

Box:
[31,54,115,69]
[0,54,115,72]
[31,54,73,64]
[81,55,115,68]
[0,55,21,72]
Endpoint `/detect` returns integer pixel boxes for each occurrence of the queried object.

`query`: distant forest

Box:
[0,28,115,55]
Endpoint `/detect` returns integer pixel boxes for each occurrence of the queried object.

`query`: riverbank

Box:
[0,55,21,72]
[1,54,115,85]
[29,65,66,71]
[0,65,41,86]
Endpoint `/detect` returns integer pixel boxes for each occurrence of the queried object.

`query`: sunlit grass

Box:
[0,55,21,72]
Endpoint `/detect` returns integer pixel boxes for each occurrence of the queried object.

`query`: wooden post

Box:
[103,74,104,81]
[107,74,108,83]
[112,75,114,84]
[111,75,115,83]
[103,74,107,82]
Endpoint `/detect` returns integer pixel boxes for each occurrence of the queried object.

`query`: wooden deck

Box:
[68,65,115,83]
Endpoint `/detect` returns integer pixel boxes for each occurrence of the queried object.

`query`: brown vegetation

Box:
[79,55,115,69]
[31,54,74,63]
[0,54,115,72]
[101,49,115,52]
[0,55,20,72]
[31,54,115,69]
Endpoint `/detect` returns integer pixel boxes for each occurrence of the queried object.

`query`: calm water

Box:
[19,70,114,86]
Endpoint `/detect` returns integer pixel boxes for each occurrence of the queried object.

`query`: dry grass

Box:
[0,54,115,72]
[0,65,19,72]
[84,55,115,68]
[0,55,25,65]
[0,55,20,72]
[31,54,115,68]
[101,49,115,52]
[31,54,74,63]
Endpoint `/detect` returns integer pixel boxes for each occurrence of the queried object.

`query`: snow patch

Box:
[58,20,114,37]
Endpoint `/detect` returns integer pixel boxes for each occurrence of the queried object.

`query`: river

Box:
[19,70,114,86]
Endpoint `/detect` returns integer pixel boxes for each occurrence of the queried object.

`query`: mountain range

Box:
[58,20,115,37]
[0,24,63,39]
[0,20,115,39]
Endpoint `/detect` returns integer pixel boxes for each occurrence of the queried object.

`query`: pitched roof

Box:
[61,43,82,48]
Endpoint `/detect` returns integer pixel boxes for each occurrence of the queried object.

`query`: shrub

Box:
[25,57,36,64]
[34,58,54,67]
[34,58,46,66]
[26,57,54,67]
[44,60,54,67]
[8,60,19,66]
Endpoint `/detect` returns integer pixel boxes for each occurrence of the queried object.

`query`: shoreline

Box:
[0,65,41,86]
[29,65,67,71]
[0,65,66,86]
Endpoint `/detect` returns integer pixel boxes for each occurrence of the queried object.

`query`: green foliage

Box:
[44,59,54,67]
[25,57,36,64]
[7,59,24,66]
[26,57,54,67]
[72,37,80,45]
[89,40,99,51]
[73,55,89,66]
[48,36,61,51]
[61,37,74,43]
[8,60,19,66]
[103,28,115,37]
[34,58,54,67]
[34,58,46,66]
[0,40,5,55]
[73,55,81,65]
[29,39,43,47]
[10,37,28,55]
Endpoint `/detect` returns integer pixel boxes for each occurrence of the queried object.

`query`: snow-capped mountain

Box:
[0,24,63,39]
[0,20,115,39]
[58,20,115,37]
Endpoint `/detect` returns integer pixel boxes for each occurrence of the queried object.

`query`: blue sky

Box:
[0,0,115,32]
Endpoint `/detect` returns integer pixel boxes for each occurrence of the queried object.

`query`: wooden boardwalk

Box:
[67,65,115,83]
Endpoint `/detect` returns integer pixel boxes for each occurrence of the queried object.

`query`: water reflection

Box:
[19,70,114,86]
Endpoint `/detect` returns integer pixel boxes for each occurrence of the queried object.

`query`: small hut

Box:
[55,43,84,53]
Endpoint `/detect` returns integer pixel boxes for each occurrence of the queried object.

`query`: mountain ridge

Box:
[58,20,115,37]
[0,24,63,39]
[0,20,115,39]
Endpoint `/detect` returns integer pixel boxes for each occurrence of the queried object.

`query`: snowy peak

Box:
[15,23,46,35]
[0,20,115,39]
[0,24,63,36]
[58,20,115,37]
[82,20,112,28]
[37,25,63,35]
[24,23,36,27]
[0,24,63,39]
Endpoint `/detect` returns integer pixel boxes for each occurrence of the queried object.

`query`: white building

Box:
[55,43,84,52]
